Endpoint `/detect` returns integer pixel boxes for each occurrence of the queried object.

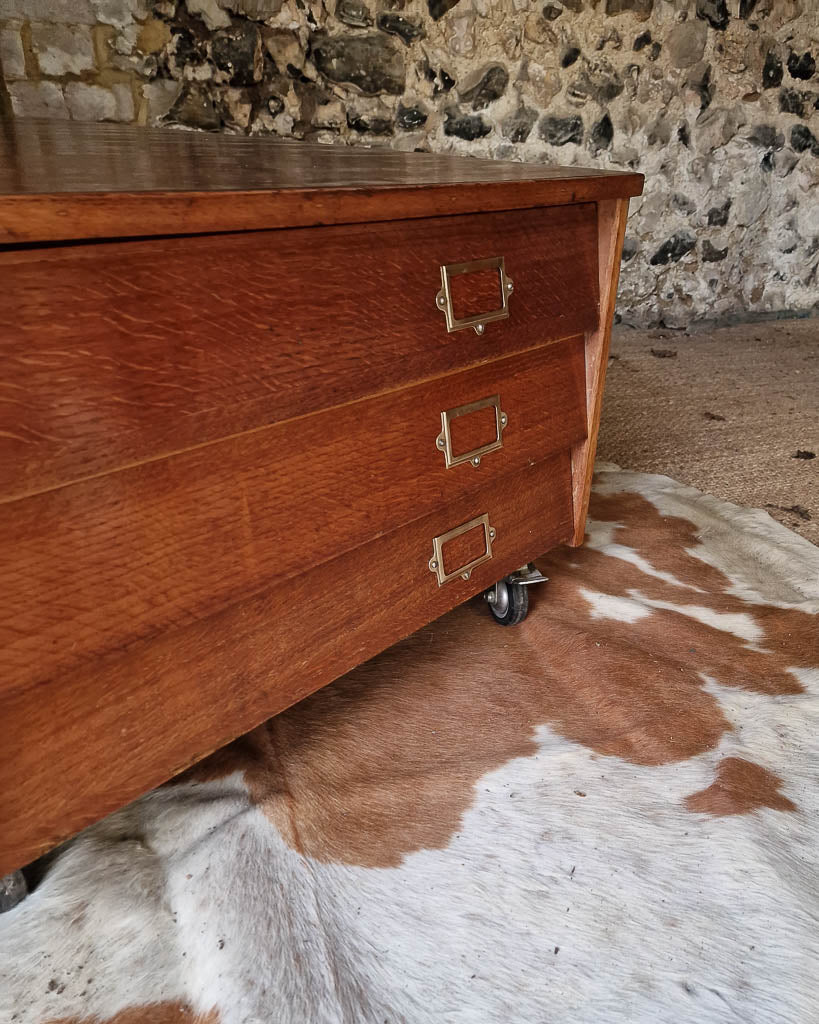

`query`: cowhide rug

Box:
[2,467,818,1024]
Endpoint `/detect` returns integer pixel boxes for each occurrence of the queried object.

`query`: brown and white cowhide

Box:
[2,467,818,1024]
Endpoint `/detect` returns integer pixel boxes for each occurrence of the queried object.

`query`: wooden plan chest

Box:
[0,119,643,875]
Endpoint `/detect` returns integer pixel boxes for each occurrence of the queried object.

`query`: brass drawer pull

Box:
[428,513,497,586]
[435,256,514,335]
[436,394,508,469]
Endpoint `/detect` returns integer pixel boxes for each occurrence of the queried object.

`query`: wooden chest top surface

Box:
[0,119,643,242]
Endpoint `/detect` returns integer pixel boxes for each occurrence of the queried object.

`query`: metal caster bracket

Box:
[503,563,549,588]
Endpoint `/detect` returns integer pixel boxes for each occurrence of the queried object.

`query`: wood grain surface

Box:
[0,119,643,243]
[0,120,639,874]
[570,198,630,545]
[0,339,585,698]
[0,451,574,875]
[0,205,598,501]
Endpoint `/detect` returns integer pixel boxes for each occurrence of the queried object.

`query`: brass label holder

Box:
[435,256,514,335]
[428,513,497,586]
[436,394,508,469]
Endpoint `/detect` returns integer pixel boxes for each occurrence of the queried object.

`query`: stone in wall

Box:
[707,200,732,227]
[590,112,613,150]
[459,64,508,110]
[428,0,459,22]
[396,102,427,130]
[7,79,68,116]
[376,13,425,47]
[91,0,147,30]
[666,21,706,69]
[696,0,729,32]
[605,0,653,20]
[64,80,134,119]
[165,82,220,128]
[336,1,371,29]
[650,233,697,266]
[539,113,583,146]
[211,21,262,85]
[310,32,404,94]
[787,51,815,82]
[0,0,96,23]
[791,125,819,157]
[29,22,95,75]
[501,104,536,144]
[444,107,490,140]
[702,239,728,262]
[0,23,25,77]
[762,50,783,88]
[567,58,624,104]
[1,0,817,327]
[185,0,230,31]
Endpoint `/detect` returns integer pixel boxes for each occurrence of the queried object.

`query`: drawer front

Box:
[0,338,586,697]
[0,451,574,875]
[0,204,599,500]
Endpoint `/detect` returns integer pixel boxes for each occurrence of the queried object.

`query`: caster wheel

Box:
[0,870,27,913]
[485,579,529,626]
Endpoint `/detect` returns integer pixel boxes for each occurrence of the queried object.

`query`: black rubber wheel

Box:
[486,580,529,626]
[0,870,27,913]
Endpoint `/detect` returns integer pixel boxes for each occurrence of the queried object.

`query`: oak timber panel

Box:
[0,120,643,243]
[0,204,598,500]
[0,120,647,198]
[0,339,585,697]
[0,450,574,875]
[570,198,630,545]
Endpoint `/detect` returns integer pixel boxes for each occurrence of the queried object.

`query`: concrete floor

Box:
[598,317,818,546]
